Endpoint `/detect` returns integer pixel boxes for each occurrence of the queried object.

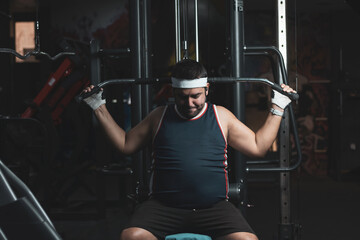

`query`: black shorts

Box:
[126,198,255,239]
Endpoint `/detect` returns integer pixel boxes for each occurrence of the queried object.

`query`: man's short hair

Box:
[171,59,207,79]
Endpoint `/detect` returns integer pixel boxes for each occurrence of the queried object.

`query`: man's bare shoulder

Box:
[150,105,167,116]
[146,105,167,123]
[214,105,238,130]
[145,106,167,137]
[214,105,235,118]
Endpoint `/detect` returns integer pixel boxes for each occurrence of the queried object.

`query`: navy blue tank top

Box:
[151,103,228,209]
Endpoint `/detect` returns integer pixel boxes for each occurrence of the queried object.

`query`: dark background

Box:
[0,0,360,239]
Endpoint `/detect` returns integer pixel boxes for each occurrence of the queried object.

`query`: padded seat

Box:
[165,233,212,240]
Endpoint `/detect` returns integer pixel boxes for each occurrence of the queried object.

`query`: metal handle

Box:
[246,105,302,172]
[75,78,137,103]
[243,45,302,172]
[208,77,299,101]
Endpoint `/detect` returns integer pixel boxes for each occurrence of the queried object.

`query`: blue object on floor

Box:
[165,233,212,240]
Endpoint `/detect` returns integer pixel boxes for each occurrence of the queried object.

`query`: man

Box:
[82,59,296,240]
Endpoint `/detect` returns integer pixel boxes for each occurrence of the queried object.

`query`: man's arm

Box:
[94,104,163,155]
[219,84,295,158]
[82,86,163,155]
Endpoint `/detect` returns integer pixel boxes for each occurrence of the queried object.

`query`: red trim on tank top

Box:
[153,105,168,143]
[213,104,229,198]
[223,143,229,199]
[213,105,227,144]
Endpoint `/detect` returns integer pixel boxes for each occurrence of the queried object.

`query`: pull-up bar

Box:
[75,77,299,102]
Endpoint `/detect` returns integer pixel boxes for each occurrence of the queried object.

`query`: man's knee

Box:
[216,232,258,240]
[235,232,258,240]
[120,227,157,240]
[240,233,258,240]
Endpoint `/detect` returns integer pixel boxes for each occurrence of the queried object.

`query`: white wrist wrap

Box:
[271,90,291,109]
[270,108,284,117]
[83,90,106,110]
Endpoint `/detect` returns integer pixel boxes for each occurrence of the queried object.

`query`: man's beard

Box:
[177,104,204,119]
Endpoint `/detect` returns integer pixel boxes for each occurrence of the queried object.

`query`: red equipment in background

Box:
[21,57,89,124]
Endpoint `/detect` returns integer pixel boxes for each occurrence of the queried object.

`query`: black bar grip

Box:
[208,77,299,101]
[74,77,299,103]
[75,85,102,103]
[271,83,299,101]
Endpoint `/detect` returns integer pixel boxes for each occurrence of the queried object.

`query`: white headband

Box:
[171,77,208,88]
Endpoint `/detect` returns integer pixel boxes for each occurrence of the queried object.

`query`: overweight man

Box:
[82,59,296,240]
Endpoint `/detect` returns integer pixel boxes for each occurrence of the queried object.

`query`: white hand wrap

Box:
[271,89,291,109]
[83,90,106,110]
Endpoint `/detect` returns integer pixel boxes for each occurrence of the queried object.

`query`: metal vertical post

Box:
[130,0,142,121]
[130,0,144,197]
[130,0,153,199]
[277,0,293,239]
[140,0,152,118]
[229,0,246,123]
[182,0,189,59]
[90,39,107,217]
[175,0,181,62]
[229,0,247,212]
[194,0,199,61]
[90,39,102,128]
[90,39,102,127]
[174,0,199,62]
[140,0,152,193]
[277,0,288,66]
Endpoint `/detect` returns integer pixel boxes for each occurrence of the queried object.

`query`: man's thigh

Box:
[126,199,256,239]
[189,200,256,239]
[126,198,190,239]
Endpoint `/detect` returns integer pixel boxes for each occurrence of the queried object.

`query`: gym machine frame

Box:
[77,0,301,239]
[88,0,153,209]
[0,0,301,239]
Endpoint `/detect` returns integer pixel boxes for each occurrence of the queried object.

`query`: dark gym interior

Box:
[1,0,360,239]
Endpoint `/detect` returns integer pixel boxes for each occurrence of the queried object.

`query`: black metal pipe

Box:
[140,0,152,119]
[130,0,142,125]
[140,0,153,194]
[90,40,101,86]
[97,48,131,56]
[227,1,246,201]
[244,46,289,85]
[229,1,247,203]
[130,0,144,193]
[75,77,299,104]
[243,46,302,172]
[75,77,299,102]
[246,105,302,172]
[244,51,279,84]
[246,159,280,165]
[181,0,188,59]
